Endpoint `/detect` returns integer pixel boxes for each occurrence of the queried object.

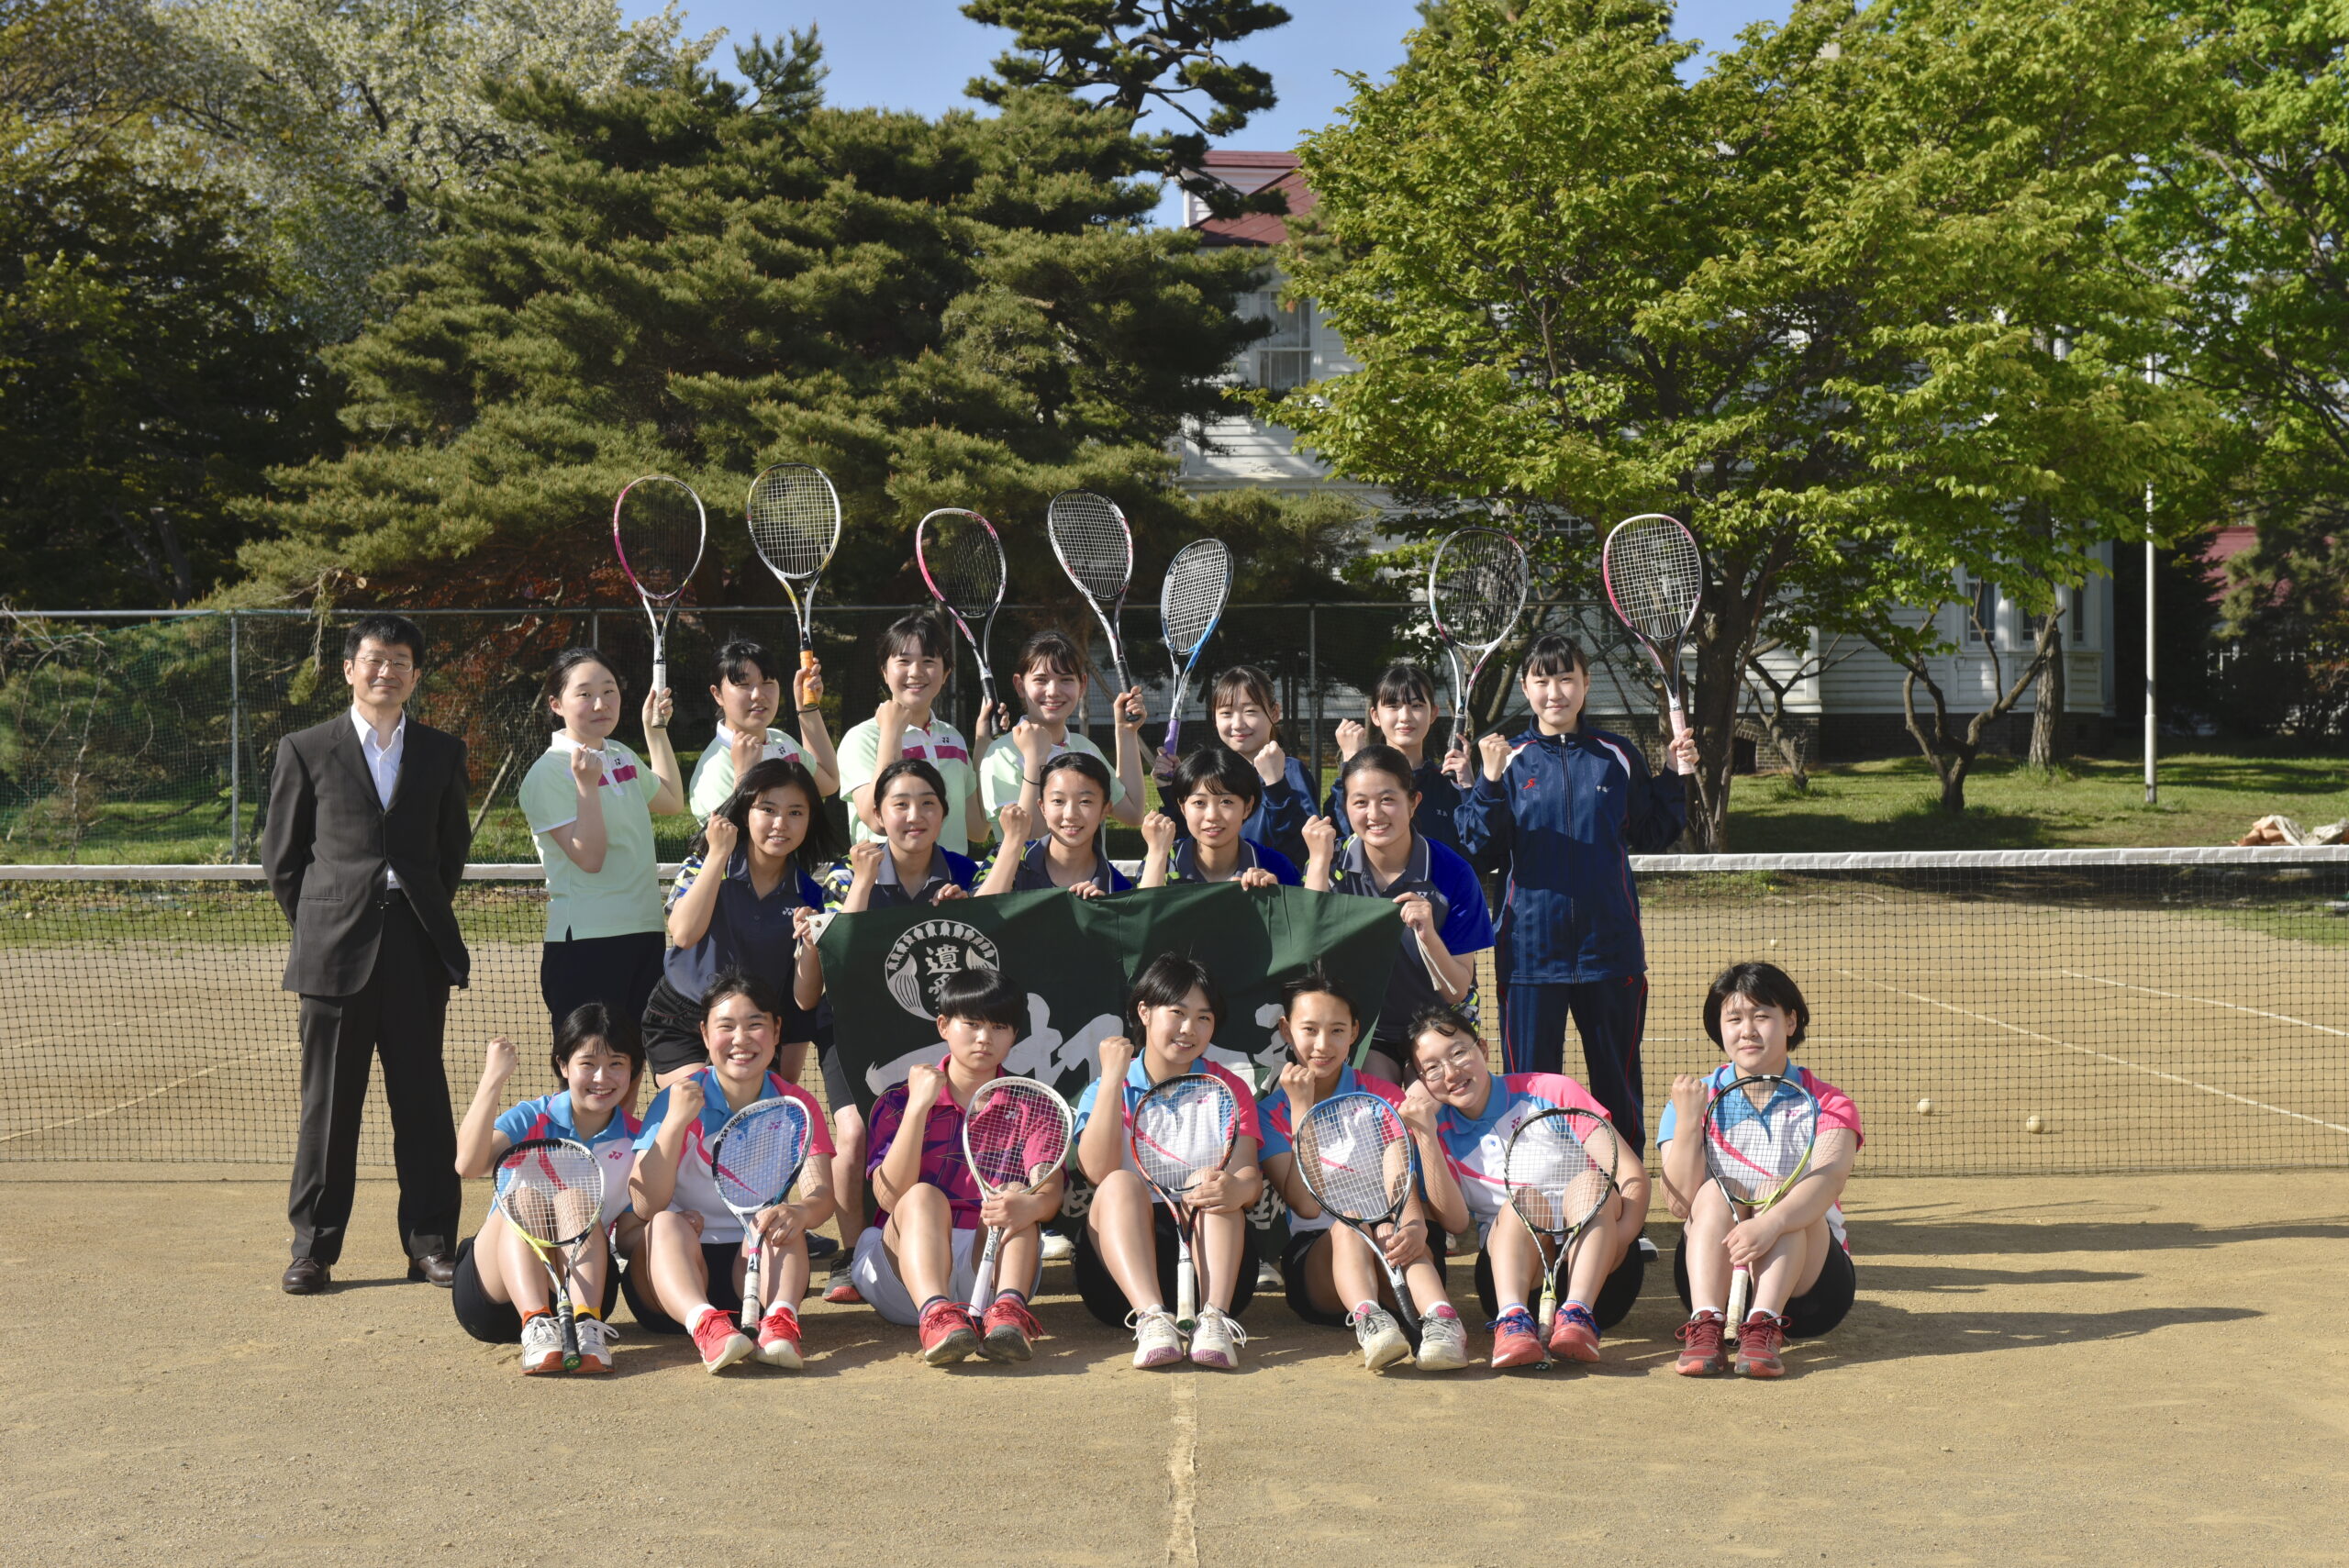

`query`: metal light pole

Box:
[2143,356,2158,806]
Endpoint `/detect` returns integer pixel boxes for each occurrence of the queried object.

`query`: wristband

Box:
[1024,775,1041,787]
[797,706,821,715]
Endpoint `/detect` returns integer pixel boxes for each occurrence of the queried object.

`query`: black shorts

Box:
[1670,1231,1856,1339]
[1073,1202,1258,1327]
[450,1233,620,1344]
[642,979,830,1084]
[542,931,664,1031]
[621,1237,785,1334]
[1455,1230,1646,1331]
[1282,1227,1349,1329]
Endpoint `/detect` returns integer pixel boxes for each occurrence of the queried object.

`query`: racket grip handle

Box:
[651,658,668,700]
[800,648,817,672]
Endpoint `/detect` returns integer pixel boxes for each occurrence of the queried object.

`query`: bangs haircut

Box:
[1015,628,1090,683]
[1167,743,1263,809]
[1371,662,1437,709]
[933,968,1025,1030]
[700,969,785,1023]
[877,610,951,669]
[1040,750,1114,796]
[1339,744,1419,799]
[550,1001,645,1081]
[541,647,619,724]
[1519,632,1587,681]
[1280,965,1359,1023]
[713,639,777,689]
[1208,664,1279,716]
[1128,951,1227,1034]
[874,756,949,806]
[1703,961,1811,1051]
[699,756,839,866]
[343,613,427,669]
[1406,1003,1483,1062]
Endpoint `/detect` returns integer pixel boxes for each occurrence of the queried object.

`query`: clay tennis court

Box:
[3,1170,2343,1565]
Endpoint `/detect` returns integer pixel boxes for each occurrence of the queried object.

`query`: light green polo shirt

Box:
[836,715,979,855]
[520,735,664,940]
[976,728,1130,820]
[686,724,806,820]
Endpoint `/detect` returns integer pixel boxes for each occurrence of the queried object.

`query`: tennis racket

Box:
[1128,1073,1239,1334]
[1601,513,1704,750]
[1293,1092,1421,1341]
[1427,528,1531,759]
[915,507,1008,731]
[709,1096,814,1333]
[747,463,843,676]
[495,1136,606,1371]
[1704,1073,1821,1329]
[612,475,707,701]
[961,1076,1074,1313]
[1158,538,1231,760]
[1047,489,1136,698]
[1502,1106,1622,1362]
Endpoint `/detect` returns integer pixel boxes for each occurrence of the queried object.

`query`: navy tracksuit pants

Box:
[1500,974,1651,1156]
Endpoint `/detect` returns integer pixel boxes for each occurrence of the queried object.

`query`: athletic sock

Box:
[1694,1304,1725,1319]
[519,1307,550,1322]
[1564,1299,1591,1315]
[1353,1301,1379,1319]
[918,1295,948,1315]
[685,1304,714,1333]
[1499,1300,1529,1318]
[573,1307,601,1322]
[993,1288,1028,1307]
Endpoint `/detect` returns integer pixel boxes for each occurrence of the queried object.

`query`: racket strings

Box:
[1431,529,1531,647]
[711,1106,811,1210]
[963,1083,1072,1195]
[1704,1092,1821,1204]
[1130,1080,1235,1191]
[747,467,840,578]
[1504,1114,1620,1234]
[1048,493,1133,600]
[1161,539,1232,655]
[1603,516,1704,640]
[614,480,707,601]
[918,512,1007,624]
[1295,1100,1412,1222]
[497,1142,603,1245]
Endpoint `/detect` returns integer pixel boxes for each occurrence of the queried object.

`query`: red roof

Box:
[1188,150,1315,247]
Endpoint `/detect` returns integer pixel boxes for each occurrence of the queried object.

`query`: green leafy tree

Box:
[2126,3,2349,742]
[963,0,1293,217]
[246,46,1273,635]
[1270,0,2206,843]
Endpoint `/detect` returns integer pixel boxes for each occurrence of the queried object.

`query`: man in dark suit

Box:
[263,614,473,1294]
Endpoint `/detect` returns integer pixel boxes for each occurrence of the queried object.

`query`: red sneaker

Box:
[1736,1313,1789,1378]
[755,1305,804,1370]
[1675,1310,1726,1376]
[1547,1303,1602,1363]
[1488,1307,1545,1370]
[918,1300,980,1366]
[978,1295,1043,1363]
[692,1309,753,1373]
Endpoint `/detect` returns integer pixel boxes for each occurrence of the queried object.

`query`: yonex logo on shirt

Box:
[607,762,639,785]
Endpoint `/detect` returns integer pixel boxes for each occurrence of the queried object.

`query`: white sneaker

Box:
[1347,1306,1411,1373]
[1040,1230,1074,1262]
[1254,1260,1282,1294]
[1188,1306,1247,1370]
[573,1316,618,1374]
[518,1311,566,1375]
[1129,1307,1186,1369]
[1413,1309,1469,1372]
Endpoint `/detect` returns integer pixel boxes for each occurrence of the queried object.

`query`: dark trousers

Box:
[288,898,461,1265]
[540,930,664,1034]
[1501,974,1651,1156]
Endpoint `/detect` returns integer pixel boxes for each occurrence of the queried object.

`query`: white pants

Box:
[850,1226,1041,1326]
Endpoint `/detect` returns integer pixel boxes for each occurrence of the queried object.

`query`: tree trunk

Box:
[2028,606,2066,769]
[1683,588,1759,852]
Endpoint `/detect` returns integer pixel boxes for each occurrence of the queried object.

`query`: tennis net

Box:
[2,849,2343,1173]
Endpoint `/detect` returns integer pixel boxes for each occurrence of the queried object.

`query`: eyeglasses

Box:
[353,655,415,675]
[1417,1041,1484,1081]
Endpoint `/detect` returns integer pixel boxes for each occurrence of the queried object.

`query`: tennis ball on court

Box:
[1915,1097,1934,1115]
[2024,1115,2046,1134]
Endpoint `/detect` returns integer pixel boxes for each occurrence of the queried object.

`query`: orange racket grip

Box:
[799,649,817,672]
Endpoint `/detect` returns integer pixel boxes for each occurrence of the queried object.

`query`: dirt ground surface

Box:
[5,1171,2344,1567]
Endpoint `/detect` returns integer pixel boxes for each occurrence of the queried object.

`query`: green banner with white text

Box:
[815,883,1404,1114]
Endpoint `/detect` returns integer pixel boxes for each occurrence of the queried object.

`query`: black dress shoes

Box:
[282,1258,330,1295]
[407,1251,457,1287]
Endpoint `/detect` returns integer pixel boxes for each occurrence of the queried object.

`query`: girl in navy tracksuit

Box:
[1455,633,1697,1154]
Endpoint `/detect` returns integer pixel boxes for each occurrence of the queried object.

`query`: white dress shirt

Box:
[351,706,406,890]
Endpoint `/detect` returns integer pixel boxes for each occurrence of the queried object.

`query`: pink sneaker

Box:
[1547,1304,1601,1363]
[918,1300,980,1366]
[979,1296,1043,1363]
[755,1305,804,1370]
[1489,1307,1544,1370]
[692,1309,753,1373]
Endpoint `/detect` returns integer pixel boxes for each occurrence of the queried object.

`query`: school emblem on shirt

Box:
[884,918,1001,1018]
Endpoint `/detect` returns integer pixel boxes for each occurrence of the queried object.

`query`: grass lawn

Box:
[1723,750,2349,854]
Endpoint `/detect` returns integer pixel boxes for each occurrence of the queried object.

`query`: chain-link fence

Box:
[0,601,1709,864]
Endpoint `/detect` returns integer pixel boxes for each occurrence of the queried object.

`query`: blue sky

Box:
[630,1,1791,222]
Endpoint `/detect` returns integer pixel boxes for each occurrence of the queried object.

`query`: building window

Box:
[1257,349,1313,392]
[1965,576,1998,644]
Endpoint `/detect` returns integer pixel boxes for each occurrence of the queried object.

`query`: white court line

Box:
[2061,971,2349,1041]
[1165,1378,1200,1568]
[0,1040,297,1144]
[1834,970,2349,1139]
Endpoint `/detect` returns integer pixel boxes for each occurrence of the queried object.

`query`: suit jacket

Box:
[261,713,473,995]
